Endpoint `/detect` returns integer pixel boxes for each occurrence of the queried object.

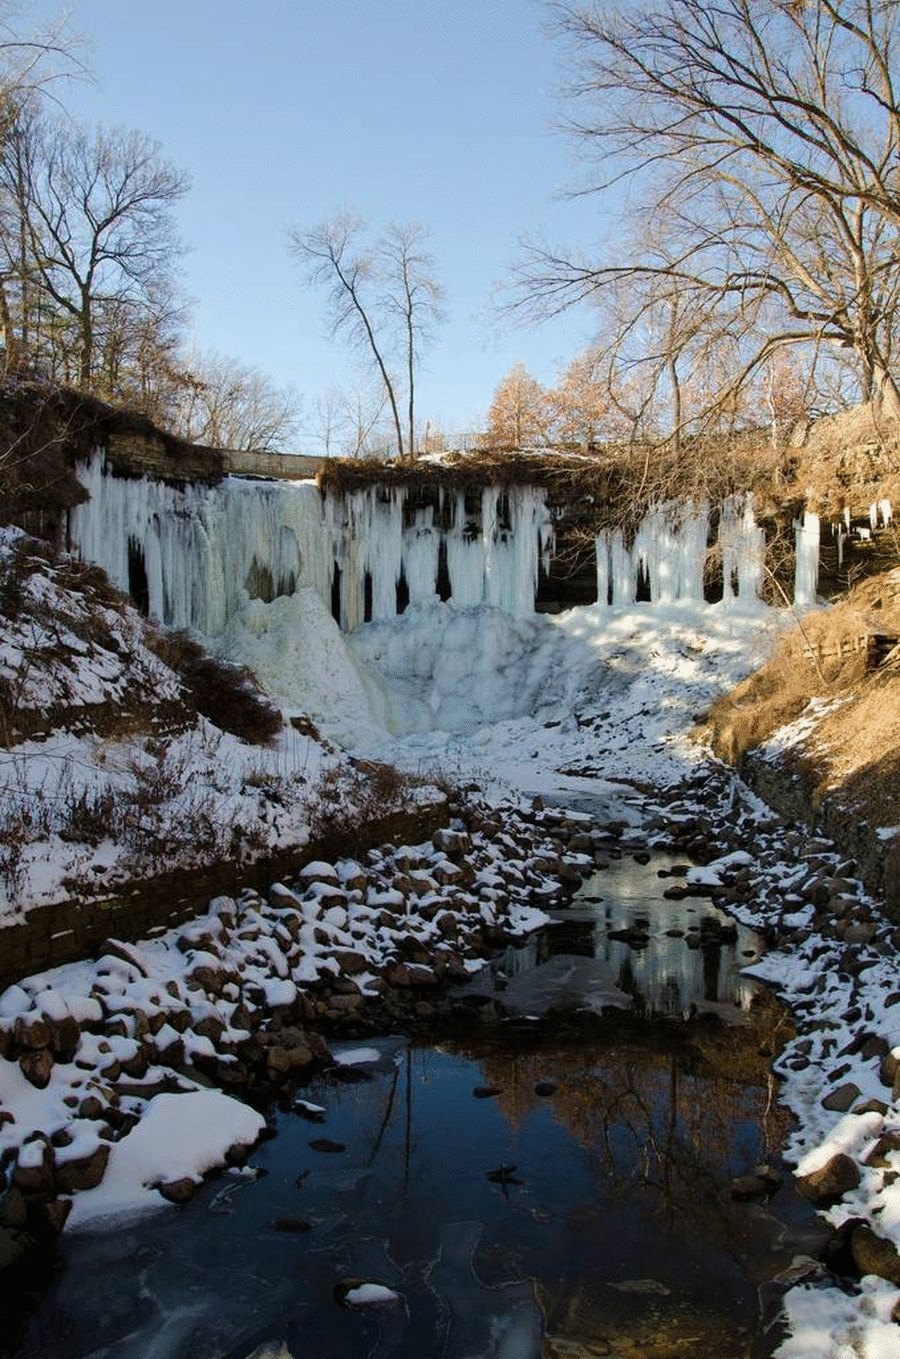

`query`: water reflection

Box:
[489,853,762,1019]
[3,1021,810,1359]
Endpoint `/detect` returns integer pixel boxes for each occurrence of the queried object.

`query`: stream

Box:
[1,851,820,1359]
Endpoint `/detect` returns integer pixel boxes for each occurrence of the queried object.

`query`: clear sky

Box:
[29,0,608,448]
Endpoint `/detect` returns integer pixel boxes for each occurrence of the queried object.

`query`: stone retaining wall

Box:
[0,801,449,989]
[740,751,900,921]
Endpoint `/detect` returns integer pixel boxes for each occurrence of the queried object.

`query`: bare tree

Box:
[304,382,390,458]
[379,222,444,457]
[4,114,188,388]
[518,0,900,419]
[288,212,444,460]
[170,351,301,452]
[0,8,84,369]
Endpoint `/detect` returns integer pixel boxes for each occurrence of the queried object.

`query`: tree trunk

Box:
[79,295,93,389]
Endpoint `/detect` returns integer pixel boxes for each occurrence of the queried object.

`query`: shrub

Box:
[148,628,282,745]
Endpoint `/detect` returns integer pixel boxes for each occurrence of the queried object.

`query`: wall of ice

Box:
[594,496,767,608]
[70,454,829,652]
[68,454,556,636]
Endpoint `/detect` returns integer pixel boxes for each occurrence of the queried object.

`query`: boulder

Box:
[156,1177,197,1205]
[822,1083,862,1113]
[797,1153,860,1205]
[266,1043,315,1076]
[14,1016,51,1051]
[432,828,471,858]
[19,1048,53,1089]
[851,1224,900,1286]
[55,1143,110,1194]
[13,1140,55,1200]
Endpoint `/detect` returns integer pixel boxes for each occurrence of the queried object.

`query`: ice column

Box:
[595,502,709,607]
[793,510,820,607]
[719,495,766,605]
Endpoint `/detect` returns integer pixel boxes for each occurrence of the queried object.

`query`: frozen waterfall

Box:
[594,496,765,609]
[68,454,555,636]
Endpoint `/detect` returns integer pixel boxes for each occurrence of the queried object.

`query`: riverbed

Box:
[1,851,820,1359]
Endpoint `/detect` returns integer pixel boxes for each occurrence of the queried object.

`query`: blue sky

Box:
[30,1,608,446]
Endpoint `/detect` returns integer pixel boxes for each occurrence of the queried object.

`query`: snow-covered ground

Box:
[0,528,362,917]
[5,508,900,1354]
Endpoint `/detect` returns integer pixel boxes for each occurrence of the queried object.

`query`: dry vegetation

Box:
[785,406,900,520]
[147,629,282,746]
[702,568,900,834]
[319,428,786,534]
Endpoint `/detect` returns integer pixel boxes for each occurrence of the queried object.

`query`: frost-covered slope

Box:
[0,529,348,917]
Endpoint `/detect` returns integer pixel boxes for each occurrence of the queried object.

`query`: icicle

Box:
[630,501,709,604]
[605,530,633,606]
[793,510,820,607]
[869,502,878,530]
[880,498,892,528]
[718,495,765,606]
[595,530,611,607]
[843,507,851,531]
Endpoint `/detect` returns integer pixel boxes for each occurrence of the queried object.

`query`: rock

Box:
[38,1199,72,1234]
[879,1050,900,1089]
[473,1085,501,1099]
[13,1140,55,1200]
[0,1188,27,1231]
[433,828,471,858]
[0,1227,25,1272]
[192,1015,226,1044]
[330,950,369,976]
[18,1047,53,1090]
[46,1015,81,1061]
[854,1098,889,1117]
[14,1016,52,1051]
[851,1224,900,1285]
[156,1177,197,1204]
[534,1081,558,1097]
[730,1174,776,1201]
[797,1153,860,1205]
[272,1216,311,1233]
[266,1043,315,1076]
[298,860,340,887]
[864,1132,900,1168]
[55,1144,110,1194]
[844,923,877,945]
[308,1138,345,1154]
[822,1083,862,1113]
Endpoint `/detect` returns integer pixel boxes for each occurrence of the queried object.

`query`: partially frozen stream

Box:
[480,851,764,1020]
[2,856,819,1359]
[5,1023,818,1359]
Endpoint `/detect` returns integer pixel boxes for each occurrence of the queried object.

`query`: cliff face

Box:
[0,380,223,545]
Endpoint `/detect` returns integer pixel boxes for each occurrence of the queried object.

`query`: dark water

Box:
[5,1024,816,1359]
[2,854,816,1359]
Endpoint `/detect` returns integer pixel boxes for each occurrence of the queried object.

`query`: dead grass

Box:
[702,567,900,832]
[786,403,900,519]
[147,628,282,746]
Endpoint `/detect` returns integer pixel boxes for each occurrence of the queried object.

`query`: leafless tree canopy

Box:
[0,113,188,388]
[516,0,900,428]
[289,212,444,460]
[171,352,301,452]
